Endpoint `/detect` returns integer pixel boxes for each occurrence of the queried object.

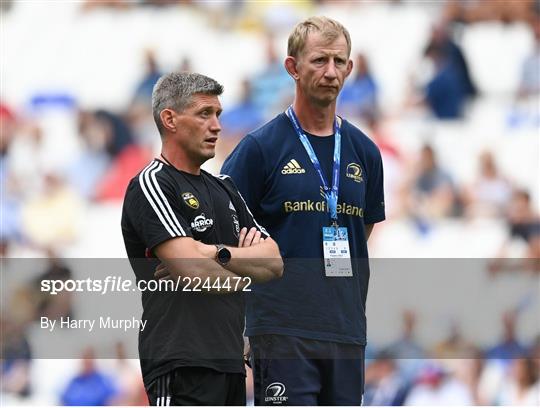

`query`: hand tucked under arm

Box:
[153,237,247,293]
[226,237,283,283]
[196,228,283,284]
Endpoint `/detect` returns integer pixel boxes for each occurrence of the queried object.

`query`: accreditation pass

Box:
[322,226,353,277]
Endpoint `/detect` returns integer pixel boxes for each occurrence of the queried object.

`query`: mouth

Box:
[204,137,218,145]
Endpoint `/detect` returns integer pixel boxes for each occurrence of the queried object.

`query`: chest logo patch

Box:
[346,163,363,183]
[182,192,199,209]
[281,159,305,175]
[191,213,214,232]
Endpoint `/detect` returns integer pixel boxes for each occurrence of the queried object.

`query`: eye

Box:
[200,110,210,118]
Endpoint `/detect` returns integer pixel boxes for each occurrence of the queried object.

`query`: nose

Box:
[324,60,338,80]
[210,114,221,134]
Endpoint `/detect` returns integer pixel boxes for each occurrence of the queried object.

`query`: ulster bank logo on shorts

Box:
[265,382,288,404]
[346,163,363,183]
[281,159,305,175]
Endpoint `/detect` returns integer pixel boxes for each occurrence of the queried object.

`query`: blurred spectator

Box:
[25,93,80,174]
[81,0,131,12]
[94,143,152,202]
[432,321,476,359]
[506,190,540,265]
[490,189,540,273]
[404,363,473,405]
[423,42,468,119]
[449,355,487,405]
[143,0,189,6]
[384,310,425,384]
[478,311,534,403]
[0,319,32,398]
[20,173,84,249]
[496,358,540,405]
[91,110,134,158]
[0,103,23,251]
[402,145,460,225]
[462,151,512,218]
[237,2,305,33]
[337,53,378,122]
[128,52,172,149]
[0,287,34,400]
[196,0,242,31]
[216,78,264,163]
[251,34,294,117]
[365,114,401,162]
[66,111,111,199]
[0,102,17,151]
[109,343,147,405]
[32,257,74,320]
[485,311,528,361]
[443,0,537,25]
[363,351,409,406]
[5,123,48,200]
[508,14,540,130]
[220,78,264,140]
[405,21,476,120]
[77,109,151,202]
[517,17,540,99]
[426,24,477,99]
[132,49,162,106]
[365,113,403,217]
[60,348,118,406]
[386,310,425,360]
[178,56,192,73]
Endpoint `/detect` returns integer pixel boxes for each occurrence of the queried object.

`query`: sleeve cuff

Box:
[364,211,386,225]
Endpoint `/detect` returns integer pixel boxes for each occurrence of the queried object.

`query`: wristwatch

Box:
[214,244,232,266]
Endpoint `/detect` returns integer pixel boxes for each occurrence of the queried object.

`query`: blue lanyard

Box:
[286,106,341,226]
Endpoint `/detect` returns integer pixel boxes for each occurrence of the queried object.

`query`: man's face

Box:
[173,93,222,165]
[295,32,352,106]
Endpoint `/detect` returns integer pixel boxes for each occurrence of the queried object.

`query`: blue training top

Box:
[221,112,385,345]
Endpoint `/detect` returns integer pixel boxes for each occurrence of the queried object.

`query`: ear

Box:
[284,56,299,81]
[345,58,353,78]
[159,109,177,133]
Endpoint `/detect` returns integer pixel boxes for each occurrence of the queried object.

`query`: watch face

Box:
[218,247,231,264]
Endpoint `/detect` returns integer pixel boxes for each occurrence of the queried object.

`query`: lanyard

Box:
[286,106,341,226]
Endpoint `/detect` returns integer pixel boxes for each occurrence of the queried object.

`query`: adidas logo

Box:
[281,159,306,175]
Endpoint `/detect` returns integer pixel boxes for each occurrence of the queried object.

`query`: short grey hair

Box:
[151,72,224,136]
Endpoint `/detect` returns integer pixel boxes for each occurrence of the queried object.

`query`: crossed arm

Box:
[154,227,283,293]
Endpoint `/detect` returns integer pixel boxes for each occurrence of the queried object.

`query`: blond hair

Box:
[287,16,352,58]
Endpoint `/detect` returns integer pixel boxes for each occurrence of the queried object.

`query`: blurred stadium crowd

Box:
[1,0,539,405]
